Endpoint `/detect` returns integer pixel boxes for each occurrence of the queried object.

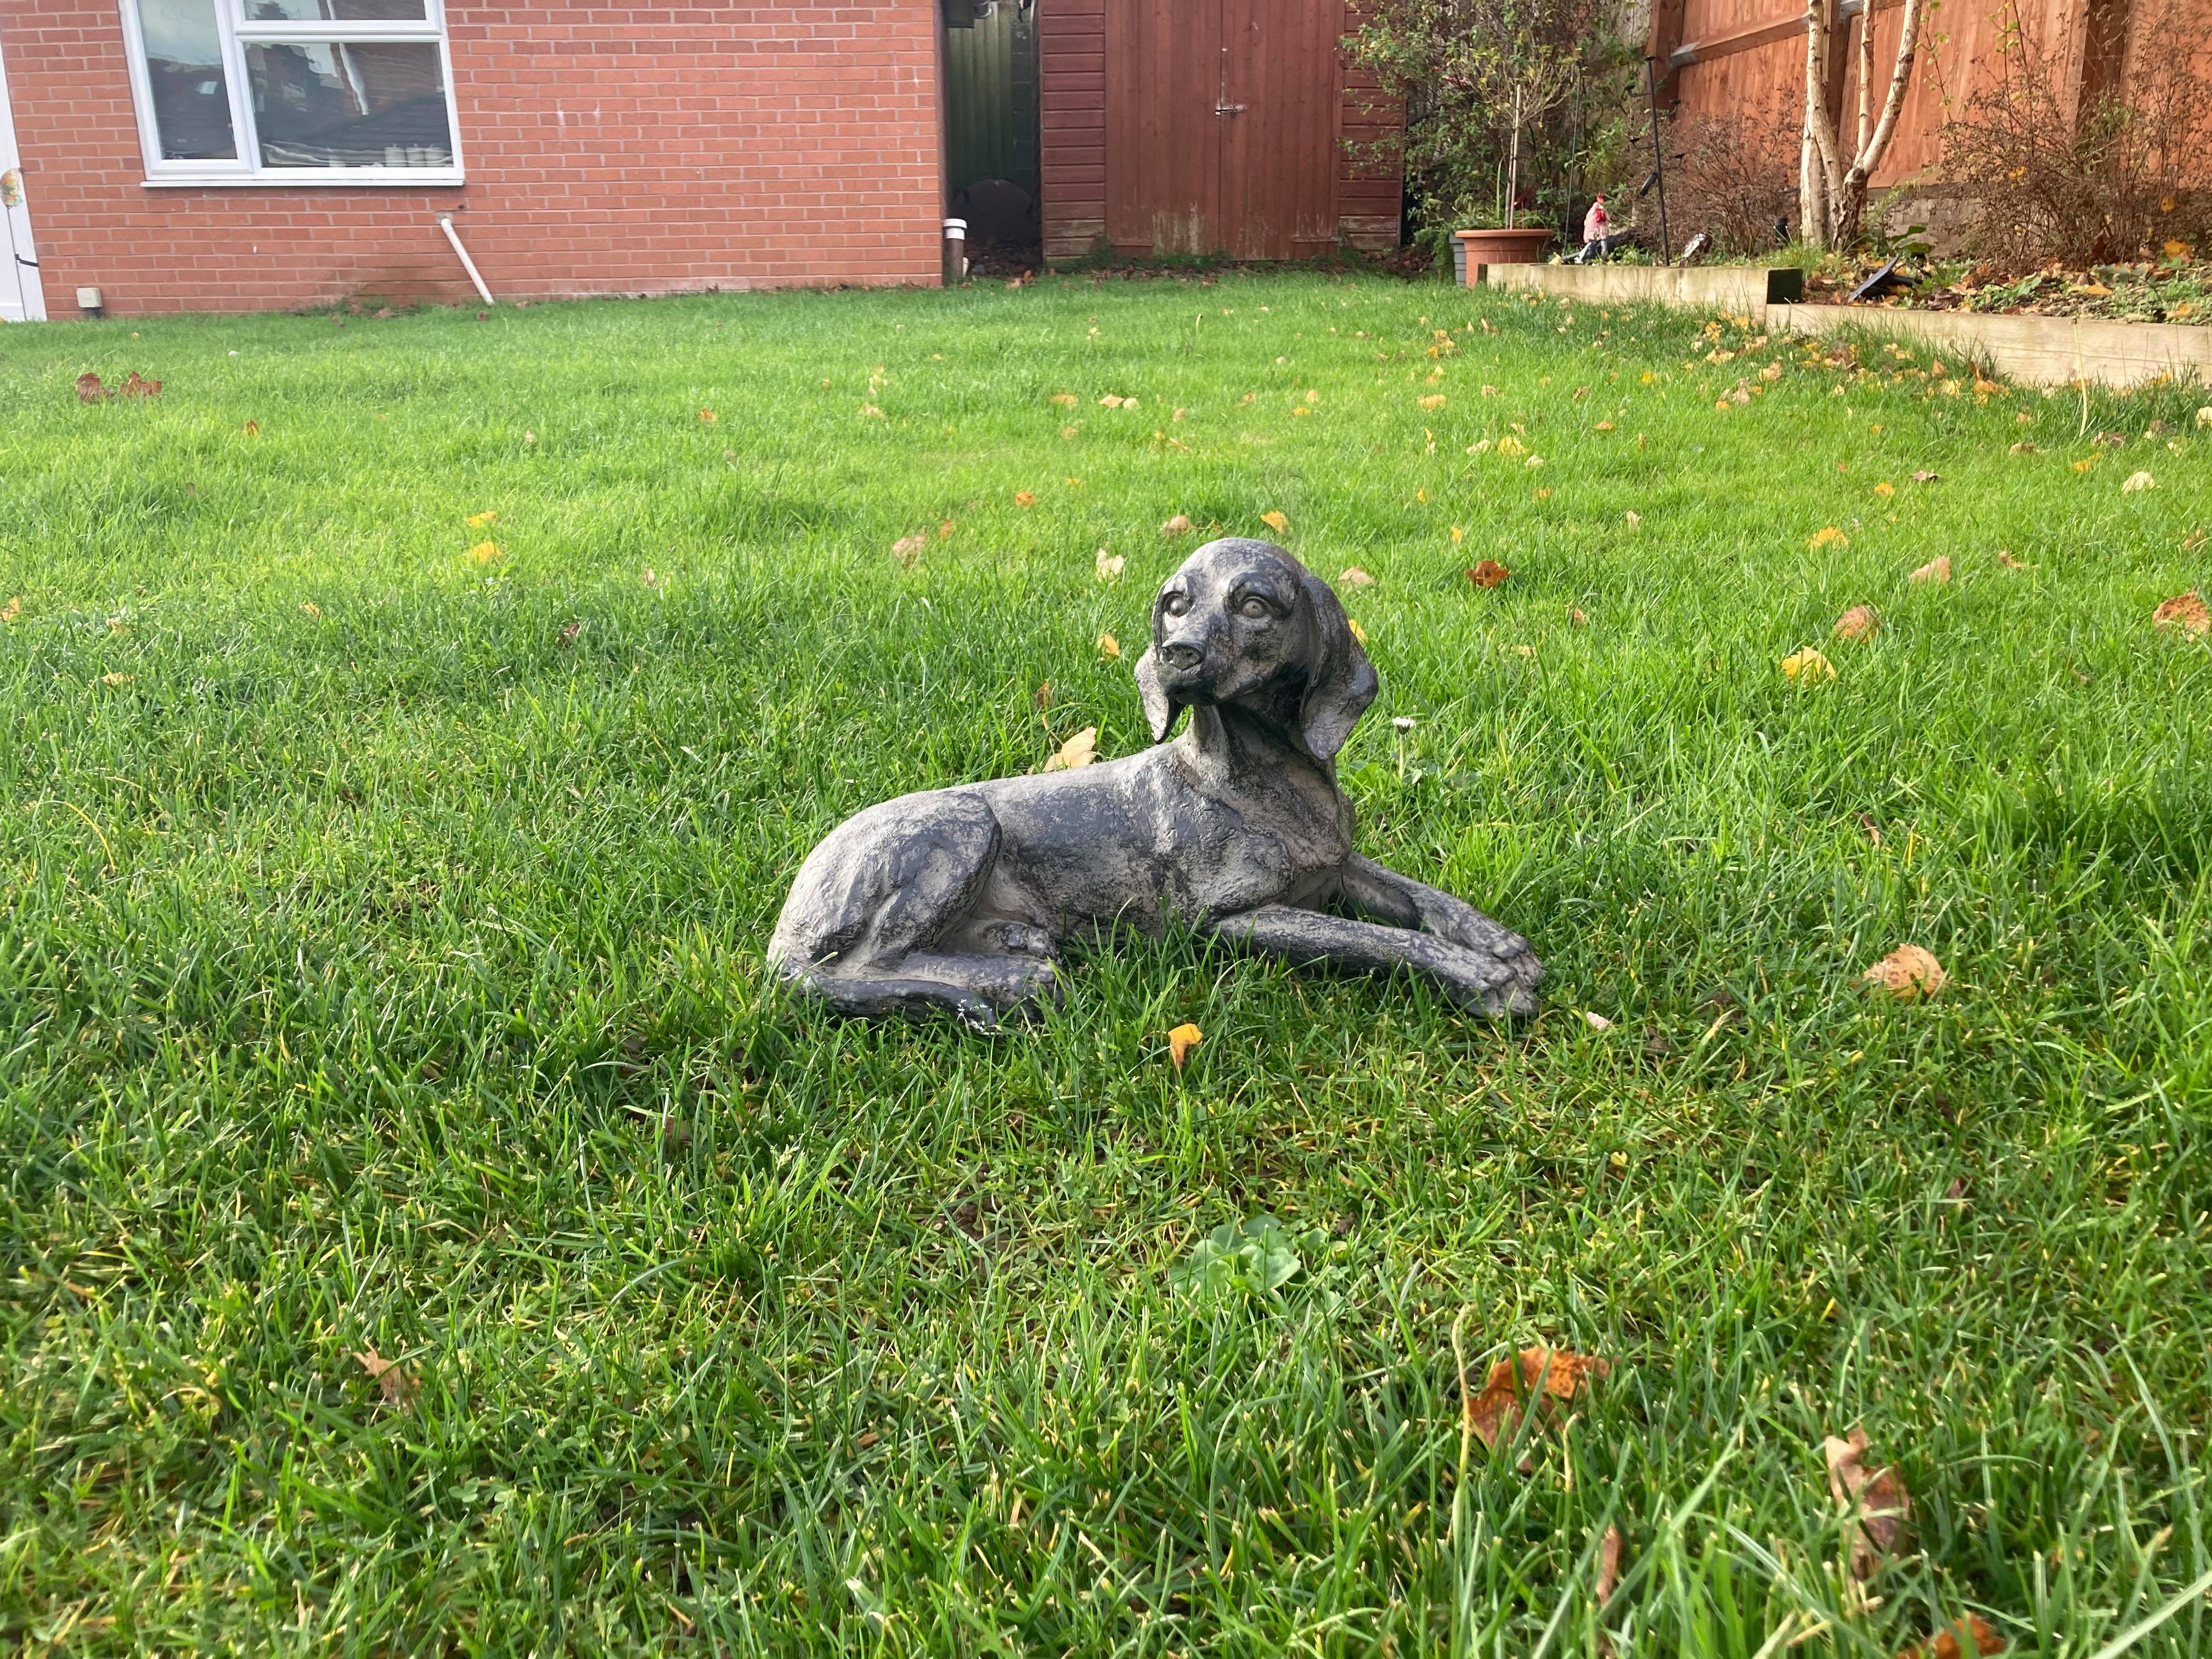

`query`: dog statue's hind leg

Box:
[767,791,1060,1028]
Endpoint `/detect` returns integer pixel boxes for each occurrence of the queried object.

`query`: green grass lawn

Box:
[4,271,2210,1656]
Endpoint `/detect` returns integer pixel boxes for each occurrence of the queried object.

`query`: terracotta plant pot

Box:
[1454,226,1554,278]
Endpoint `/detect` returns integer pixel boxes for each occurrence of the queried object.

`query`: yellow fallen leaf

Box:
[1095,549,1125,583]
[1482,383,1500,396]
[2153,589,2209,635]
[1415,487,1426,503]
[1809,526,1848,550]
[1525,455,1545,470]
[2121,470,2156,493]
[1347,618,1369,646]
[1337,566,1374,589]
[1451,525,1464,543]
[465,510,498,527]
[1260,510,1290,534]
[1418,394,1446,410]
[1041,725,1097,772]
[0,597,19,624]
[1291,406,1312,417]
[301,601,321,618]
[2197,407,2212,427]
[1166,1022,1203,1069]
[2071,456,2096,472]
[100,671,133,686]
[1495,435,1525,456]
[1781,647,1835,682]
[1098,631,1121,659]
[1910,556,1951,584]
[1833,605,1881,641]
[1864,944,1946,999]
[1874,481,1895,496]
[1060,425,1078,439]
[1124,398,1140,411]
[1624,510,1641,527]
[469,541,502,563]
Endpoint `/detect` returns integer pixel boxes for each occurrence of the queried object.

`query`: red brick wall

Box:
[0,2,946,318]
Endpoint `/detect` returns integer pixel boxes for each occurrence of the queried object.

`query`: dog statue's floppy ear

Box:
[1133,645,1180,743]
[1296,568,1379,760]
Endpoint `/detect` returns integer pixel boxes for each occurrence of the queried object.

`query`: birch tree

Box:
[1801,0,1927,247]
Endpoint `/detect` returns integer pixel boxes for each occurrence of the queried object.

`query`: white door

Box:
[0,29,46,323]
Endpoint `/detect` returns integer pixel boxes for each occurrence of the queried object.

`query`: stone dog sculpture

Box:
[769,539,1542,1025]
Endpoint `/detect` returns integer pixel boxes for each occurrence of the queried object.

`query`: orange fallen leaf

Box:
[1568,607,1588,626]
[1899,1613,2005,1659]
[1810,526,1848,550]
[1864,944,1946,1000]
[1098,632,1120,659]
[1161,514,1192,535]
[1337,566,1374,589]
[939,518,955,539]
[1464,1346,1611,1450]
[1260,510,1290,535]
[469,541,502,564]
[1166,1022,1203,1069]
[241,420,260,436]
[1467,560,1510,589]
[2153,589,2209,635]
[1833,605,1881,641]
[697,408,717,424]
[354,1348,415,1407]
[1014,490,1036,507]
[1041,725,1096,772]
[1910,556,1951,585]
[1826,1426,1911,1578]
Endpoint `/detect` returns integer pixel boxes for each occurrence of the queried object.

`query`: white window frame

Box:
[120,0,464,187]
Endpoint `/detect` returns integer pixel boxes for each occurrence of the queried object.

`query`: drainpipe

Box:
[438,215,495,306]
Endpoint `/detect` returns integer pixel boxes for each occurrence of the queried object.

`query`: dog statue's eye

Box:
[1162,591,1190,617]
[1238,596,1273,619]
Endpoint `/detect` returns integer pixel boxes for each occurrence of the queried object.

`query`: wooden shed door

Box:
[1104,0,1340,258]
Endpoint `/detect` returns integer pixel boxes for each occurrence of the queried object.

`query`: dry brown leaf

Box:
[1595,1525,1623,1607]
[1996,550,2032,569]
[1864,944,1946,999]
[1833,605,1882,642]
[76,371,109,402]
[2153,590,2209,636]
[1095,549,1125,583]
[1167,1022,1203,1069]
[1338,566,1375,589]
[354,1348,415,1407]
[1033,680,1054,709]
[1568,607,1589,626]
[2121,470,2157,494]
[1161,513,1193,535]
[1260,510,1290,535]
[890,533,927,567]
[939,518,955,539]
[1467,560,1510,589]
[1826,1426,1910,1579]
[1098,632,1121,659]
[1051,392,1079,408]
[1464,1346,1611,1450]
[1911,470,1941,483]
[1899,1614,2005,1659]
[1041,726,1096,772]
[1909,556,1951,585]
[241,420,260,436]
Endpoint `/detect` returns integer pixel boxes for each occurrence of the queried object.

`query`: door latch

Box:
[1214,102,1245,115]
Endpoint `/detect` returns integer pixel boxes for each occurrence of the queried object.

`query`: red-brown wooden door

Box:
[1104,0,1341,257]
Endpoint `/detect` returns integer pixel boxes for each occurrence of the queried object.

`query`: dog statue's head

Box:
[1134,538,1379,761]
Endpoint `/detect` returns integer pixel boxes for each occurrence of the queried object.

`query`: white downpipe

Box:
[438,215,495,307]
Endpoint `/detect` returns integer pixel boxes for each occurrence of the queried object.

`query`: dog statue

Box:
[769,538,1542,1025]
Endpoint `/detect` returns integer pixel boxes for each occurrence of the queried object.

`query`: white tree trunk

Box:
[1803,0,1923,248]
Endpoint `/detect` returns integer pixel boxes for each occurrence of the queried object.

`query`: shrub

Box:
[1664,95,1802,258]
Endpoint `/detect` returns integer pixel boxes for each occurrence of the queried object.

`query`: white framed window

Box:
[121,0,463,187]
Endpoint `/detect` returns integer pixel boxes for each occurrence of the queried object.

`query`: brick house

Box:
[0,1,1403,323]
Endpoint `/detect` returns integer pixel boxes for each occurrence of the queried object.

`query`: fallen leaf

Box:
[1467,560,1510,589]
[1833,605,1882,641]
[1418,393,1447,411]
[1051,392,1079,407]
[120,372,161,398]
[558,620,582,646]
[1451,525,1465,543]
[2072,456,2097,472]
[1595,420,1615,431]
[1161,514,1193,535]
[859,403,884,418]
[1525,455,1545,470]
[1825,1426,1911,1578]
[1260,510,1290,534]
[1864,944,1947,1000]
[469,541,503,564]
[76,371,109,402]
[1781,647,1835,682]
[1910,556,1951,585]
[1304,389,1319,404]
[1095,549,1125,583]
[1098,632,1121,659]
[1033,680,1054,709]
[1568,607,1588,626]
[2121,470,2157,494]
[2198,407,2212,428]
[1167,1022,1203,1069]
[465,510,498,528]
[1810,526,1848,550]
[1464,1346,1611,1450]
[2153,590,2209,635]
[939,518,955,539]
[1996,550,2033,569]
[890,533,927,567]
[1014,490,1035,507]
[1912,470,1940,483]
[301,601,321,618]
[99,671,133,686]
[354,1348,415,1407]
[1098,394,1124,408]
[1496,435,1526,456]
[1582,1011,1615,1030]
[1898,1613,2005,1659]
[1347,618,1369,646]
[1041,725,1096,771]
[1861,812,1882,845]
[697,408,717,424]
[1624,510,1641,527]
[0,597,19,624]
[522,430,536,445]
[1874,481,1895,497]
[2010,441,2039,455]
[241,420,260,436]
[1595,1526,1624,1607]
[640,566,658,586]
[1338,566,1375,589]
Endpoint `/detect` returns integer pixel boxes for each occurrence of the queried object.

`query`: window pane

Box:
[241,1,430,19]
[245,42,453,168]
[134,0,238,160]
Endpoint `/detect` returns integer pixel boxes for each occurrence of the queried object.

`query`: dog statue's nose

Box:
[1158,642,1204,672]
